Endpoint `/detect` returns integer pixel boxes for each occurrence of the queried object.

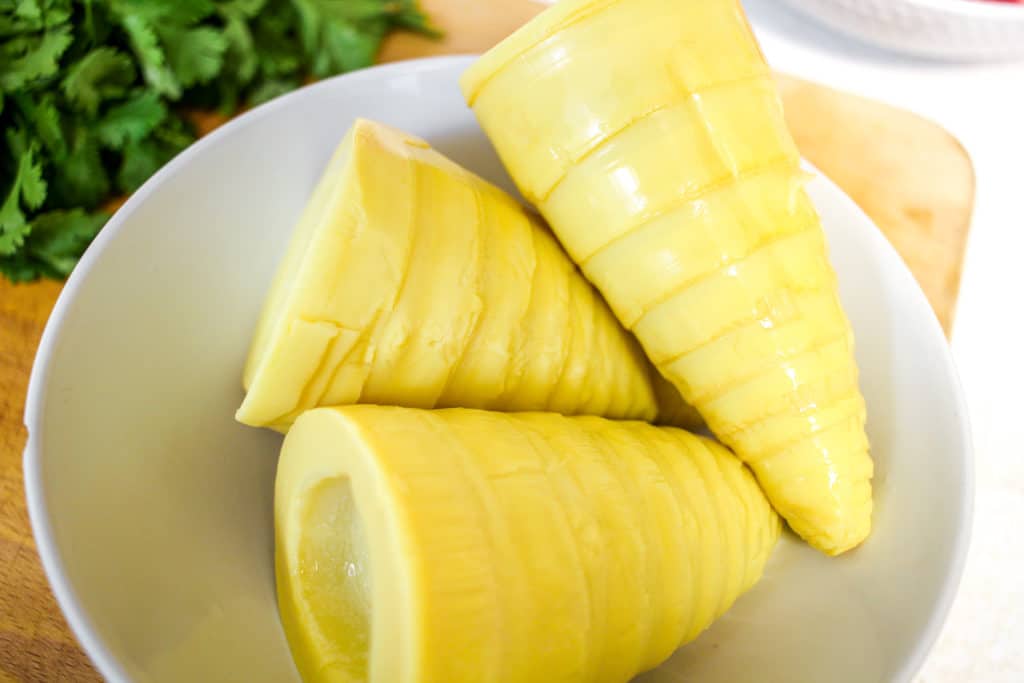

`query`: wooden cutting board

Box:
[0,1,974,680]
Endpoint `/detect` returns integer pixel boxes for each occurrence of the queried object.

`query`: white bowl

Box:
[23,56,972,683]
[780,0,1024,60]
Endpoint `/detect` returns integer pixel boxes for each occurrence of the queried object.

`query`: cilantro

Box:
[13,93,66,156]
[0,139,46,255]
[161,26,227,89]
[116,117,192,194]
[62,47,136,114]
[0,24,74,90]
[0,0,437,282]
[19,208,109,279]
[95,91,167,148]
[49,122,109,207]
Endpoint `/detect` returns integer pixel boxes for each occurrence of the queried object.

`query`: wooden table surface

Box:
[0,278,98,682]
[0,1,975,680]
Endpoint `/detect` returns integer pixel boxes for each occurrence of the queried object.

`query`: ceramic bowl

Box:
[23,56,972,683]
[780,0,1024,60]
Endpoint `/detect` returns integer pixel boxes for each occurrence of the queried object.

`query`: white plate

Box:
[780,0,1024,61]
[23,56,972,683]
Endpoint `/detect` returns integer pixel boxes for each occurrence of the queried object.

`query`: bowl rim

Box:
[818,0,1024,18]
[906,0,1024,18]
[21,54,974,683]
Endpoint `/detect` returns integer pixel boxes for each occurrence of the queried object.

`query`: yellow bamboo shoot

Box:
[276,405,780,683]
[461,0,872,554]
[238,119,696,431]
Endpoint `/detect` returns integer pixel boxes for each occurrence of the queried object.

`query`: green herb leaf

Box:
[117,138,170,193]
[119,13,179,98]
[0,23,73,90]
[26,208,109,276]
[221,14,257,84]
[323,19,382,72]
[0,251,40,282]
[15,0,43,22]
[62,47,136,114]
[20,150,46,209]
[49,125,109,208]
[10,92,65,158]
[95,91,167,148]
[0,0,437,282]
[160,25,227,88]
[217,0,266,19]
[246,77,298,106]
[108,0,215,25]
[0,142,46,255]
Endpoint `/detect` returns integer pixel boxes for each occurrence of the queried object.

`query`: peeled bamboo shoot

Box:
[238,119,696,431]
[276,405,780,683]
[461,0,873,555]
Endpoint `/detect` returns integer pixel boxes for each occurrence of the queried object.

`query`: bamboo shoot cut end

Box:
[296,477,372,681]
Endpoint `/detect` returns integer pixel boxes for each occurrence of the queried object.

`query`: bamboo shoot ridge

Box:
[461,0,874,555]
[237,119,696,431]
[276,406,781,683]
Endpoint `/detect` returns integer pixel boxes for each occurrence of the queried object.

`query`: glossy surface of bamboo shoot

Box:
[276,406,780,683]
[462,0,873,554]
[238,119,696,431]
